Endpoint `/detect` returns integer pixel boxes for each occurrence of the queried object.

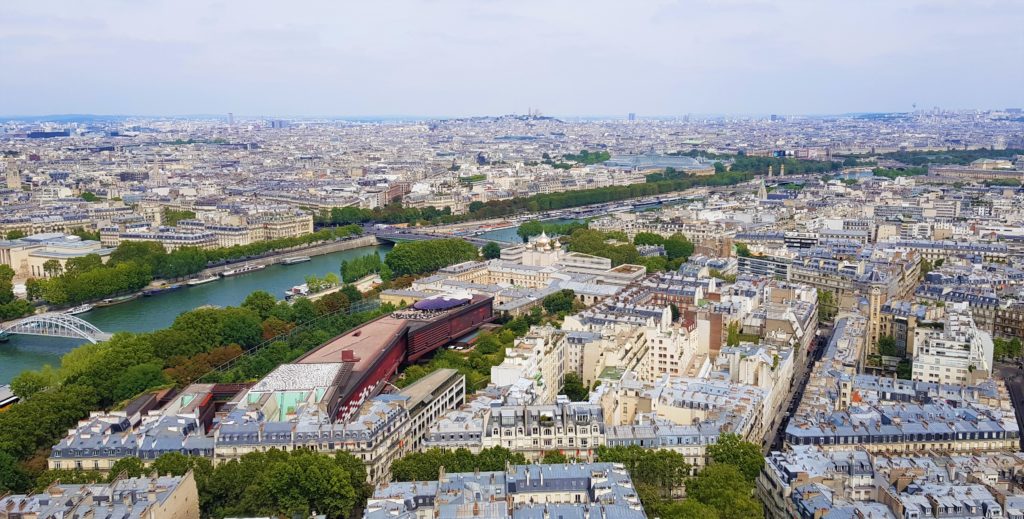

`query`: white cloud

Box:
[1,0,1021,115]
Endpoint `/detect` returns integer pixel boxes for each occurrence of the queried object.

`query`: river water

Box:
[0,243,391,384]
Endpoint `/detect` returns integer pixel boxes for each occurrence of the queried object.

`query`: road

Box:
[764,323,832,452]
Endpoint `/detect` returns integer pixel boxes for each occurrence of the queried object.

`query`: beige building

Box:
[0,233,114,281]
[0,473,200,519]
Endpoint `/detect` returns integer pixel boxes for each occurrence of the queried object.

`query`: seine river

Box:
[0,243,391,384]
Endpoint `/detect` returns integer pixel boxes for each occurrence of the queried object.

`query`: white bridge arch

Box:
[0,313,112,343]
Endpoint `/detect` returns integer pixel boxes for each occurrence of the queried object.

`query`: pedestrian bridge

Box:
[0,313,112,344]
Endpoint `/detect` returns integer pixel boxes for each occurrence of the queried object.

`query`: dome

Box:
[535,231,551,246]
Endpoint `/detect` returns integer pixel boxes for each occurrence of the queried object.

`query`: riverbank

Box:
[0,241,392,384]
[182,234,381,281]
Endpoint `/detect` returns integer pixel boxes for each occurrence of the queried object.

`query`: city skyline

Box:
[3,0,1022,117]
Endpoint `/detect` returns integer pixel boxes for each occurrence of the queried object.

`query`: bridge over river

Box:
[0,313,113,344]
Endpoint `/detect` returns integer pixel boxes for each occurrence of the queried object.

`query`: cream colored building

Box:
[0,233,114,281]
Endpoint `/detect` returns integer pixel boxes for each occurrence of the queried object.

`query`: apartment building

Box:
[912,301,995,385]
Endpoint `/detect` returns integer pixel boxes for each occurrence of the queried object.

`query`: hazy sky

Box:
[2,0,1022,117]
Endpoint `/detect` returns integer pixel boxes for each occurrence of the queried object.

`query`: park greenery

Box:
[390,447,527,481]
[79,191,101,202]
[562,149,611,165]
[596,434,764,519]
[481,241,501,259]
[559,228,694,273]
[516,219,588,242]
[728,156,840,175]
[340,252,392,283]
[25,225,362,306]
[870,148,1024,167]
[162,208,197,226]
[872,166,928,179]
[384,238,479,276]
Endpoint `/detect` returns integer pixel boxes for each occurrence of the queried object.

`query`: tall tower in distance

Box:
[227,112,234,125]
[4,159,21,190]
[628,112,636,122]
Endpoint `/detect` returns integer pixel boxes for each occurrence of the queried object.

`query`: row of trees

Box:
[340,253,392,283]
[320,169,756,227]
[13,449,369,519]
[390,447,527,481]
[26,225,363,306]
[994,337,1023,359]
[729,156,841,175]
[384,238,479,276]
[872,148,1024,167]
[516,219,588,243]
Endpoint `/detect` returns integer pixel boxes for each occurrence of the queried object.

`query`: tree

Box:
[726,321,740,346]
[878,336,899,357]
[735,243,751,258]
[5,230,26,240]
[242,291,278,320]
[542,289,576,315]
[9,365,58,399]
[339,284,363,303]
[112,363,167,403]
[705,433,764,482]
[202,449,362,519]
[817,289,836,322]
[684,464,762,519]
[107,457,148,480]
[385,239,479,276]
[560,373,588,401]
[291,298,318,324]
[152,452,195,476]
[633,232,665,246]
[517,220,544,242]
[42,259,63,278]
[315,292,350,316]
[596,446,691,499]
[80,191,100,202]
[391,447,526,482]
[0,452,30,494]
[24,278,42,301]
[542,451,568,464]
[482,242,501,259]
[261,317,296,341]
[663,233,694,262]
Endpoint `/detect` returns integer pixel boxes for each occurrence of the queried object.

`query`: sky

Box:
[2,0,1022,117]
